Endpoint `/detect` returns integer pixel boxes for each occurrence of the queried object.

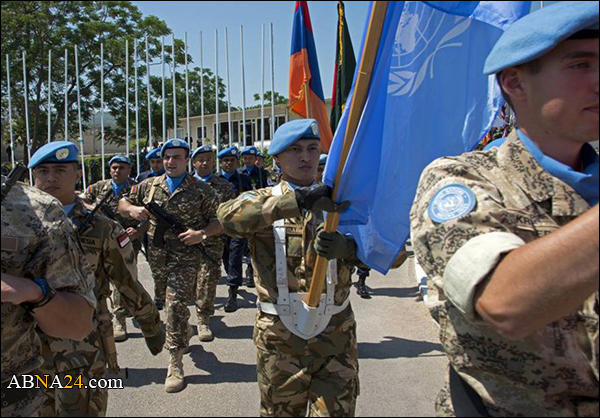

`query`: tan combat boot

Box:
[197,316,214,342]
[165,349,184,393]
[113,318,128,342]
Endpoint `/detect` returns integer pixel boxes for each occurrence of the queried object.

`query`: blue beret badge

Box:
[172,140,181,147]
[311,122,319,136]
[428,184,477,223]
[56,148,70,161]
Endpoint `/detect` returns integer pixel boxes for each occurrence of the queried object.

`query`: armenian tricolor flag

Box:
[289,1,333,153]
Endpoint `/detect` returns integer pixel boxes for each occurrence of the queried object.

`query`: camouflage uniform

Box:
[83,179,143,326]
[125,174,220,351]
[1,183,96,417]
[37,197,161,417]
[218,182,360,417]
[410,132,599,417]
[195,175,235,322]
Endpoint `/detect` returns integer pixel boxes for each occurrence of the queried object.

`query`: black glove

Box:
[314,224,357,260]
[144,326,166,356]
[295,184,350,213]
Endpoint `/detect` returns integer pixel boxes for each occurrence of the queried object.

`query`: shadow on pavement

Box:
[358,336,443,360]
[187,346,257,385]
[368,286,420,298]
[209,316,254,340]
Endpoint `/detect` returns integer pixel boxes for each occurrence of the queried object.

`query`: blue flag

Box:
[324,1,532,273]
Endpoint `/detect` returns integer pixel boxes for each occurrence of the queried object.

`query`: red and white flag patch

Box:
[117,232,131,249]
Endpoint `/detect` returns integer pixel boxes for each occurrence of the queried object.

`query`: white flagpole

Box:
[240,25,247,149]
[184,31,191,171]
[23,52,33,183]
[270,22,276,143]
[125,39,130,157]
[161,37,166,142]
[134,39,141,177]
[74,45,87,189]
[200,31,205,146]
[100,43,105,180]
[64,49,68,142]
[146,36,153,155]
[6,55,15,166]
[225,27,232,148]
[171,34,177,138]
[261,23,265,151]
[47,50,52,143]
[215,29,220,172]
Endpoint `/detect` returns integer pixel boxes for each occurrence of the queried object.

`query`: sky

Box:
[132,1,371,109]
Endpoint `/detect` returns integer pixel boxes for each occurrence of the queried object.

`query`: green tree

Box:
[1,1,234,161]
[251,91,288,108]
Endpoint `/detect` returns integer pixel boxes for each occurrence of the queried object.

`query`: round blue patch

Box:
[428,184,477,223]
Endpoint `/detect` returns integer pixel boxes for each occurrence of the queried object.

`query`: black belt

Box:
[1,377,41,410]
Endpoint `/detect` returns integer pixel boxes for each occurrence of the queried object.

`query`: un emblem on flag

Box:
[388,2,471,97]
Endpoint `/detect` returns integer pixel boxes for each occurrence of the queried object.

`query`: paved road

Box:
[106,256,447,417]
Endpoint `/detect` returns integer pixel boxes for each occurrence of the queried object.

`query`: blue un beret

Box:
[218,146,240,160]
[192,145,215,160]
[484,1,599,75]
[108,155,132,166]
[145,148,161,161]
[269,119,320,156]
[319,154,328,166]
[241,146,258,157]
[161,139,190,157]
[28,141,79,169]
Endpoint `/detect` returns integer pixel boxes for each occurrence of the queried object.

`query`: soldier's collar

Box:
[498,131,589,216]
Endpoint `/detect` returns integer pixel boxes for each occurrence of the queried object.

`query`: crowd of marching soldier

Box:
[2,2,599,417]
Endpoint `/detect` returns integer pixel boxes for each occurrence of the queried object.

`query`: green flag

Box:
[330,1,356,134]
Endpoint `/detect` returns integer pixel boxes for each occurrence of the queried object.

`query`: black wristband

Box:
[22,278,56,312]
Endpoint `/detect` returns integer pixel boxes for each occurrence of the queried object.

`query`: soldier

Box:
[218,119,365,417]
[315,153,327,183]
[27,141,165,417]
[410,2,599,416]
[241,146,270,190]
[2,165,96,417]
[192,145,236,341]
[82,155,148,341]
[118,139,223,393]
[217,146,254,312]
[136,148,165,183]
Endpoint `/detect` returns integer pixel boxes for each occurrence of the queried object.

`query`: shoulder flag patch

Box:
[428,184,477,223]
[241,192,258,200]
[117,232,131,249]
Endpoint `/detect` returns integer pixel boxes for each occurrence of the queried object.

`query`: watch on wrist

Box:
[22,278,56,312]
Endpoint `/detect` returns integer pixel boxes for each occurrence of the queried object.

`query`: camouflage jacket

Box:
[204,174,237,204]
[218,182,360,357]
[83,179,139,231]
[40,198,161,373]
[410,131,599,417]
[125,173,221,258]
[1,185,96,382]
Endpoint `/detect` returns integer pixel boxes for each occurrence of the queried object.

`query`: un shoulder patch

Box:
[428,184,476,223]
[241,192,257,200]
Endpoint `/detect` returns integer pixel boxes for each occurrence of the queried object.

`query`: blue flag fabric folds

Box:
[324,1,531,273]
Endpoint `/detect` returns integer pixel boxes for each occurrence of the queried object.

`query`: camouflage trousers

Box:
[113,243,141,324]
[256,346,360,417]
[195,241,225,321]
[1,381,45,417]
[147,244,169,305]
[38,363,107,417]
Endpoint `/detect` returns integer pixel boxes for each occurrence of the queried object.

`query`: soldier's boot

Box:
[197,316,214,342]
[244,275,255,289]
[356,276,371,299]
[113,318,128,342]
[154,297,164,311]
[182,324,194,354]
[224,286,239,313]
[165,349,185,393]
